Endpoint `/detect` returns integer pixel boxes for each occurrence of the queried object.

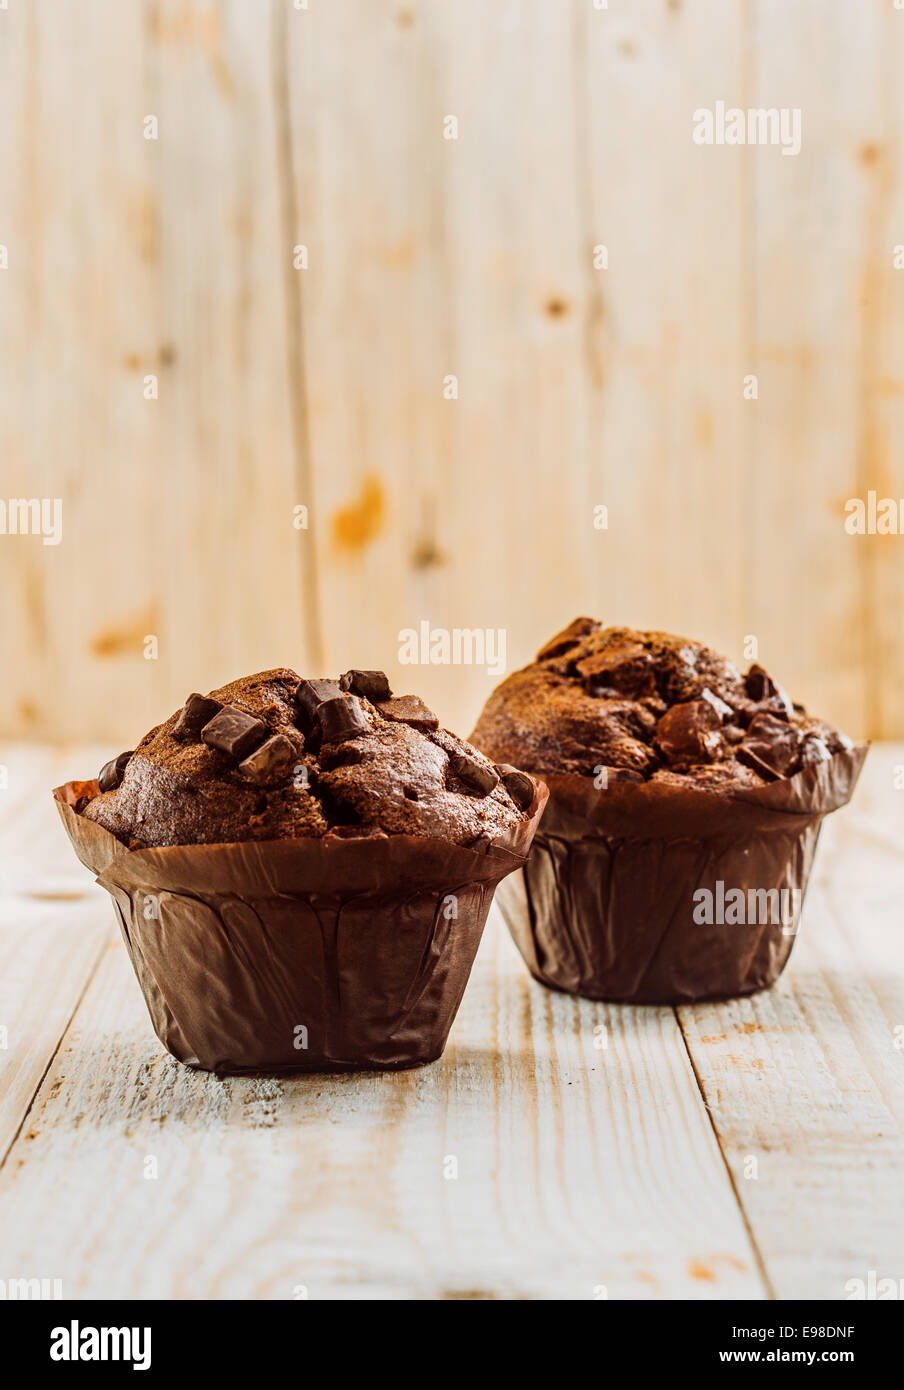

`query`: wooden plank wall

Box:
[1,0,902,747]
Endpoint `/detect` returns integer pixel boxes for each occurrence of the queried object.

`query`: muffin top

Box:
[470,619,853,792]
[81,668,538,850]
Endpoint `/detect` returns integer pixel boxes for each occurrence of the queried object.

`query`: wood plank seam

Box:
[272,0,323,672]
[674,1006,777,1301]
[0,930,109,1172]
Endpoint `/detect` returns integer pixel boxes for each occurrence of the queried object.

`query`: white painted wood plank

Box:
[431,0,599,731]
[12,741,900,1298]
[441,914,762,1300]
[0,0,901,746]
[678,743,904,1299]
[282,0,462,717]
[152,0,313,694]
[869,5,904,737]
[746,0,885,738]
[0,1,313,746]
[0,742,762,1299]
[0,745,111,1167]
[284,0,751,734]
[0,1,168,742]
[576,0,750,668]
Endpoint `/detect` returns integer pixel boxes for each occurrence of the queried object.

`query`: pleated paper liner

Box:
[499,745,867,1004]
[55,779,548,1074]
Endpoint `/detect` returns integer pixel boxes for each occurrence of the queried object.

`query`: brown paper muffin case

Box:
[509,746,867,1004]
[55,780,548,1074]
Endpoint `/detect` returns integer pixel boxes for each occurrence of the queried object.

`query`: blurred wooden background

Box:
[1,0,903,747]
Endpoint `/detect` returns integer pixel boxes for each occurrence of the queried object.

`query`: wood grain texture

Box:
[677,742,904,1300]
[0,914,767,1300]
[1,6,902,1301]
[746,0,883,737]
[0,0,902,737]
[152,0,314,690]
[0,744,767,1300]
[576,0,750,675]
[0,746,110,1167]
[867,3,904,737]
[3,742,903,1299]
[0,0,167,740]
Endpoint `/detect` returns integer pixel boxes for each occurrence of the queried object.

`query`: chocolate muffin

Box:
[57,669,547,1073]
[471,620,866,1004]
[471,620,854,790]
[82,668,531,850]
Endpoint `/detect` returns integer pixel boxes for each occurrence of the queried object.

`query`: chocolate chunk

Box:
[173,693,223,741]
[294,678,342,731]
[98,750,134,792]
[536,617,600,662]
[723,723,745,745]
[237,733,297,785]
[738,712,802,777]
[201,706,268,760]
[745,663,793,718]
[494,764,535,810]
[748,710,802,751]
[800,736,832,767]
[377,695,439,733]
[745,663,775,701]
[449,752,499,796]
[733,696,781,728]
[74,795,91,815]
[655,700,723,765]
[317,694,370,743]
[339,669,392,703]
[578,642,656,697]
[736,746,781,782]
[699,687,734,722]
[756,695,794,722]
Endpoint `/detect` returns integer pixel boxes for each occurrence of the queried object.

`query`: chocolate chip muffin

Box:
[471,620,866,1005]
[57,667,547,1074]
[81,668,535,850]
[471,619,853,792]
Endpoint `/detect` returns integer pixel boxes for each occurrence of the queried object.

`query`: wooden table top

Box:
[1,742,901,1301]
